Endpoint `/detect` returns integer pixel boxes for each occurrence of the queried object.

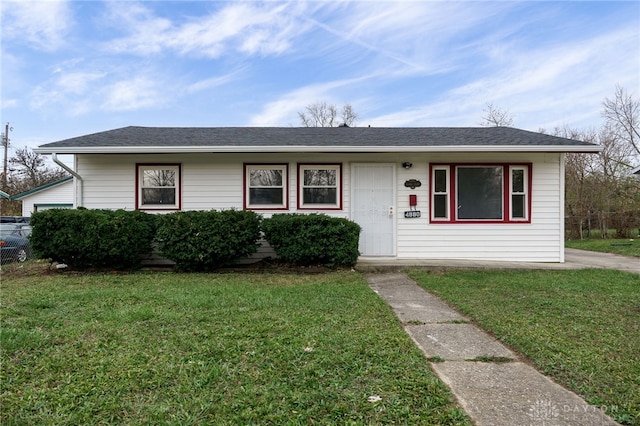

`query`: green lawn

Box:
[408,268,640,425]
[0,270,469,425]
[566,237,640,257]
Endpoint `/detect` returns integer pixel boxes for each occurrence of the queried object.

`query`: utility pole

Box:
[2,123,11,190]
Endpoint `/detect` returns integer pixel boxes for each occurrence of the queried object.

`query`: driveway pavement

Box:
[564,248,640,274]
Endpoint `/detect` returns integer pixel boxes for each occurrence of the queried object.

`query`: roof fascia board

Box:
[35,145,603,155]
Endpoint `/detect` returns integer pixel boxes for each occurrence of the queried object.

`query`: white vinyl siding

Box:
[75,153,352,215]
[397,153,562,262]
[75,151,564,262]
[20,180,74,216]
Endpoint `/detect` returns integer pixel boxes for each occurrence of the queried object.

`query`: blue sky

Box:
[1,0,639,156]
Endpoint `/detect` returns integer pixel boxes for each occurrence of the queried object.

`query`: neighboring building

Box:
[0,190,10,200]
[34,126,602,263]
[631,165,640,179]
[12,176,74,216]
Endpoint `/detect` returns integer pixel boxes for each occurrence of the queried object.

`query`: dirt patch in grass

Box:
[0,260,59,278]
[1,258,346,279]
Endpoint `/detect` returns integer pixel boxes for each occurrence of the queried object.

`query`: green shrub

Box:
[262,214,361,268]
[156,210,262,271]
[29,208,158,270]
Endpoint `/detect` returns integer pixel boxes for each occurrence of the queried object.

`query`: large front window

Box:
[137,164,180,210]
[457,166,503,220]
[244,164,288,210]
[298,164,342,209]
[430,164,530,223]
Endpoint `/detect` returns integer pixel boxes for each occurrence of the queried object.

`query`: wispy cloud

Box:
[306,1,520,75]
[103,1,312,58]
[0,0,72,51]
[1,1,637,144]
[100,2,173,56]
[249,74,377,126]
[249,84,337,126]
[364,12,640,130]
[101,77,166,112]
[186,69,245,94]
[28,63,107,115]
[56,72,107,95]
[456,23,638,127]
[28,60,164,115]
[1,98,18,109]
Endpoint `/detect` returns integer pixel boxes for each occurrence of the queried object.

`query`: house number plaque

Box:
[404,211,421,218]
[404,179,422,189]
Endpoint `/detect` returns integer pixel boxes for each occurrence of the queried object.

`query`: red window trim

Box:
[297,163,343,211]
[429,163,532,224]
[135,163,182,211]
[243,163,289,211]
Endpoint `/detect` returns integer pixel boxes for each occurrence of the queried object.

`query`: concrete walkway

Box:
[357,248,640,274]
[365,273,621,426]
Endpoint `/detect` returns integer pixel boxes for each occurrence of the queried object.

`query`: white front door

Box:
[351,164,396,256]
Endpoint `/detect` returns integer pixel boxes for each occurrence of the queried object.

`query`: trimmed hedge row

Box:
[29,209,362,271]
[30,208,158,270]
[156,210,262,272]
[262,214,361,268]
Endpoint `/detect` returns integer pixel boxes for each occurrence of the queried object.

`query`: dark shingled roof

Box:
[36,126,601,153]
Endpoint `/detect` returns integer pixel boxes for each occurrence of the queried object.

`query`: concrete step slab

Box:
[433,361,619,426]
[367,273,467,323]
[406,323,515,361]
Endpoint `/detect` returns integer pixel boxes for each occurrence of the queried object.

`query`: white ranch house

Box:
[35,126,601,263]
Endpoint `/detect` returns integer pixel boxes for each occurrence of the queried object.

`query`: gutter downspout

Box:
[52,153,82,207]
[559,153,565,263]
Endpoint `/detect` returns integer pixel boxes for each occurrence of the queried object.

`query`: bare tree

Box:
[602,85,640,156]
[479,103,514,127]
[558,124,640,239]
[298,101,359,127]
[0,148,70,215]
[9,147,68,190]
[340,104,358,127]
[556,126,599,238]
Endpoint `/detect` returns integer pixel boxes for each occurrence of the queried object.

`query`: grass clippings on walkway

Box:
[1,271,470,425]
[408,268,640,425]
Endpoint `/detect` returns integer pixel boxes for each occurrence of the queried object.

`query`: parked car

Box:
[0,224,32,263]
[0,216,30,224]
